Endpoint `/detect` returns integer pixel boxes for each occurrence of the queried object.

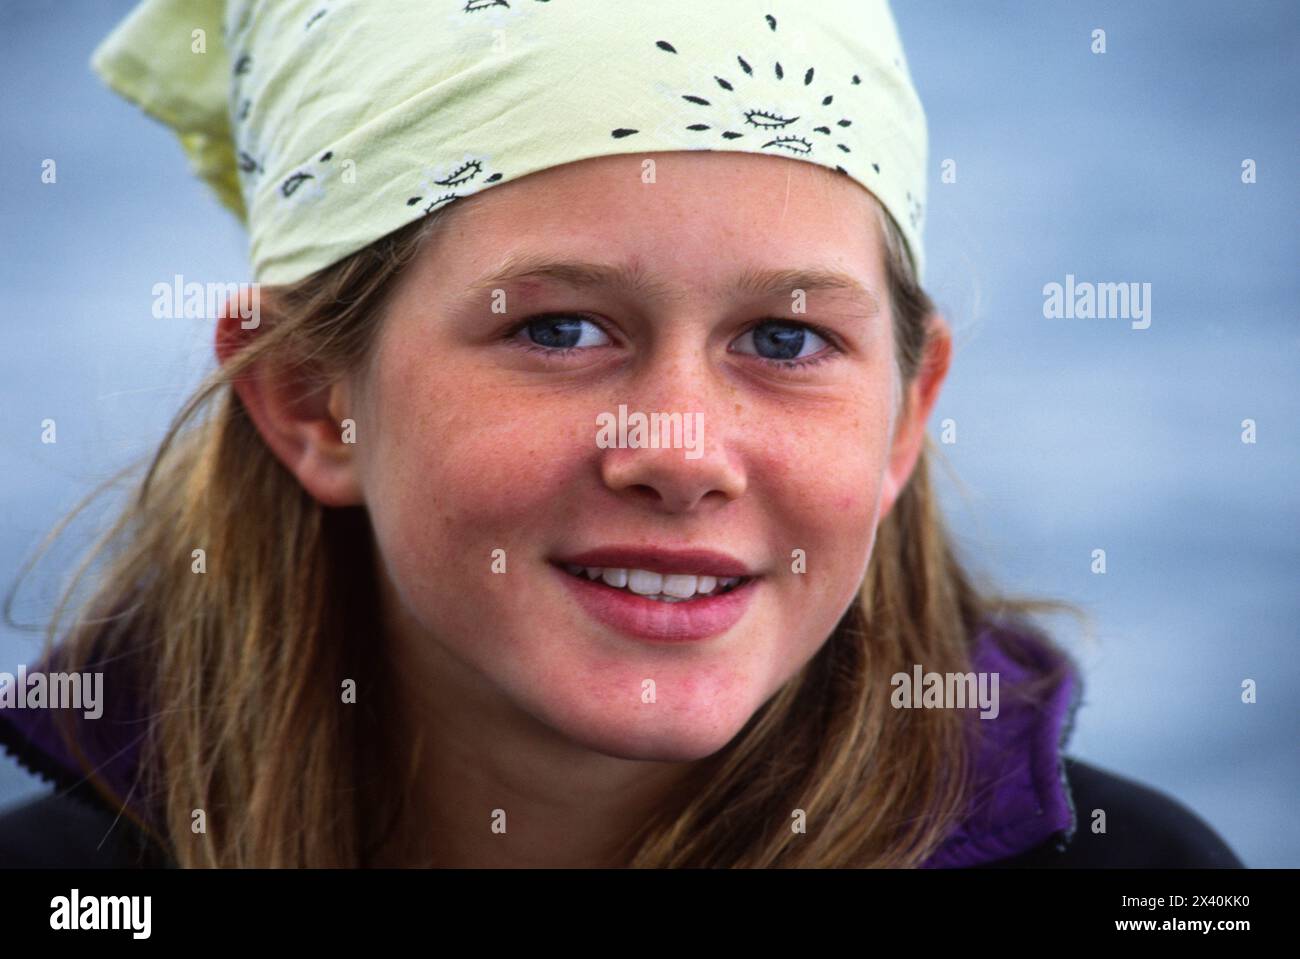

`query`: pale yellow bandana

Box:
[91,0,929,286]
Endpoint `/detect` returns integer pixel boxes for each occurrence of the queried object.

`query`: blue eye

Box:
[513,313,612,355]
[731,320,836,369]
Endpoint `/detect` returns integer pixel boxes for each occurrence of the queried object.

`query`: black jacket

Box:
[0,756,1243,868]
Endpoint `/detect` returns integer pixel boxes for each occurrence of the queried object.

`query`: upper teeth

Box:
[563,565,742,599]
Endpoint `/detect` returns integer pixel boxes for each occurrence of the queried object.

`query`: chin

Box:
[543,701,752,763]
[576,736,737,764]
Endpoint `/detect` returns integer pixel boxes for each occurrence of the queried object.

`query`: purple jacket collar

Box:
[0,621,1080,866]
[920,622,1082,867]
[0,642,156,830]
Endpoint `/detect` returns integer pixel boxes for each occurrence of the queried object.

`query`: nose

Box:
[597,360,747,514]
[600,441,746,513]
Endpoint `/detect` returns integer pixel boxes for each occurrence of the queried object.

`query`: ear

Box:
[214,305,364,508]
[878,311,952,520]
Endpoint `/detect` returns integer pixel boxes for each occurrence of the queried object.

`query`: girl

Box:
[0,0,1241,869]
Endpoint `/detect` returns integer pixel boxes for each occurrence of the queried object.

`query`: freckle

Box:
[734,403,742,416]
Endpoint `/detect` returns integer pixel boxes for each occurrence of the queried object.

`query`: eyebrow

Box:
[467,253,881,313]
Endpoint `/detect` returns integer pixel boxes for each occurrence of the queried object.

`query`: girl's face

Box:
[333,151,942,761]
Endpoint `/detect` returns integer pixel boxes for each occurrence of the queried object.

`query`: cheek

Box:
[358,342,585,617]
[767,392,890,520]
[756,395,891,641]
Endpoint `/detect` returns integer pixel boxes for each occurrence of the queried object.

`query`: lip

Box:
[550,563,760,642]
[552,546,757,578]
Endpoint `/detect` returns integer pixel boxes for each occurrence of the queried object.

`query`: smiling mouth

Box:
[556,563,754,603]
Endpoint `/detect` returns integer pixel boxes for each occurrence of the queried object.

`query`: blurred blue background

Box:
[1,1,1295,865]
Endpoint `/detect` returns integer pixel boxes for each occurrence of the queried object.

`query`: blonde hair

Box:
[6,190,1082,867]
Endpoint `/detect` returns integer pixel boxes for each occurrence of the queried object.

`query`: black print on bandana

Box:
[404,158,504,214]
[905,190,922,231]
[611,13,883,182]
[462,0,552,12]
[232,54,253,130]
[231,52,262,180]
[238,151,264,176]
[280,150,336,198]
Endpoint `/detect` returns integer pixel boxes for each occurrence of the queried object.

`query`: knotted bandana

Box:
[91,0,929,286]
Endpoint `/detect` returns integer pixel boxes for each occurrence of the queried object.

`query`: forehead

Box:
[418,151,887,295]
[444,151,879,230]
